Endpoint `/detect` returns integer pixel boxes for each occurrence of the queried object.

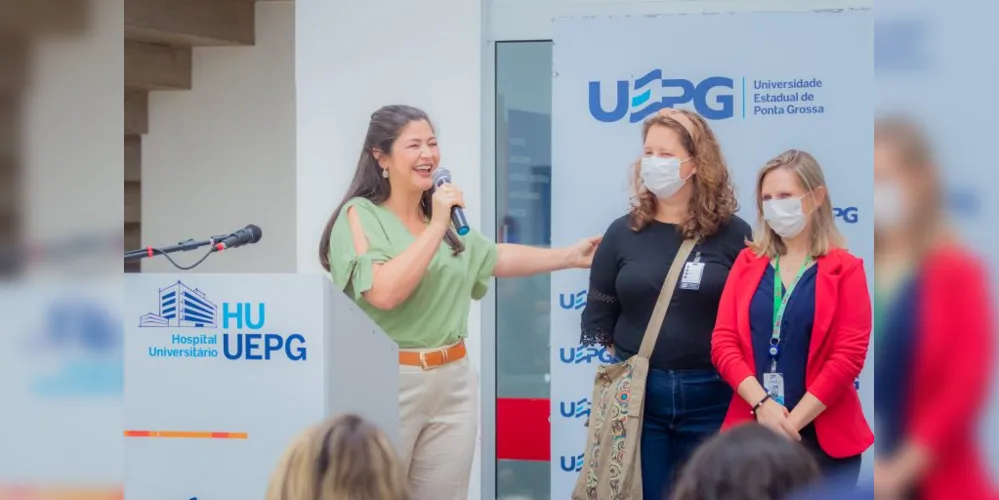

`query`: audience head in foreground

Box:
[671,423,820,500]
[265,414,409,500]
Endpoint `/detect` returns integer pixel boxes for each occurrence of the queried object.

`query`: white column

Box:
[295,1,489,498]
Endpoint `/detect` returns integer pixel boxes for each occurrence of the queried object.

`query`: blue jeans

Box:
[640,369,732,500]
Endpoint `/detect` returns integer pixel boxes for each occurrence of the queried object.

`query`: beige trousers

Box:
[398,349,478,500]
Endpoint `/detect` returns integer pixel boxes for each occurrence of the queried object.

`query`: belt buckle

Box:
[419,348,450,370]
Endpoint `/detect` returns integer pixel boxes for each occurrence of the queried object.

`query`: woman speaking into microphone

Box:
[318,104,599,500]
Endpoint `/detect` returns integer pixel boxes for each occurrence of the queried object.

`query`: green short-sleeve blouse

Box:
[327,197,498,349]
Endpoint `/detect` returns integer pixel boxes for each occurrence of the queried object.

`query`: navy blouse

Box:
[750,263,818,411]
[873,273,920,456]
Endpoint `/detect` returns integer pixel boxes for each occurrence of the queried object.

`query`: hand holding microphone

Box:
[431,168,470,235]
[430,184,464,230]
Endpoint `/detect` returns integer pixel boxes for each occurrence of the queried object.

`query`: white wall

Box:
[490,0,873,40]
[142,2,296,274]
[22,0,123,261]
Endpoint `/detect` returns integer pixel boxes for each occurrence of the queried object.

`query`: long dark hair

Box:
[318,104,464,273]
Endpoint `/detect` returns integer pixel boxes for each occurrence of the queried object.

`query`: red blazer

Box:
[906,246,995,499]
[711,247,874,458]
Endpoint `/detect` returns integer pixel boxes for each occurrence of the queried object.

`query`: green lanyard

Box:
[768,255,813,371]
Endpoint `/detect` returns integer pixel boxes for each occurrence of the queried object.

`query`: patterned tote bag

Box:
[571,239,695,500]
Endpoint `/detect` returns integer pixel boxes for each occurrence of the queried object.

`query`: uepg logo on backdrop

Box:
[559,346,615,365]
[834,206,859,224]
[589,70,735,123]
[140,280,307,362]
[947,186,980,218]
[559,289,587,311]
[559,398,592,420]
[560,453,586,473]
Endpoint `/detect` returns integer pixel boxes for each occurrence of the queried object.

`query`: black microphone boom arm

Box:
[123,235,227,262]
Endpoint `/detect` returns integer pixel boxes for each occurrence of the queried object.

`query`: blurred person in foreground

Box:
[671,423,821,500]
[712,150,873,485]
[786,477,876,500]
[873,116,996,499]
[265,414,409,500]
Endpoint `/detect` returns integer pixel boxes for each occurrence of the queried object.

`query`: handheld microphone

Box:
[213,224,262,252]
[431,168,470,236]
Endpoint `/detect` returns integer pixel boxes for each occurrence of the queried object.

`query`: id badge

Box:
[763,372,785,406]
[680,262,705,290]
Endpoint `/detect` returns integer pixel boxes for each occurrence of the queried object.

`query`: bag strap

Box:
[636,239,695,359]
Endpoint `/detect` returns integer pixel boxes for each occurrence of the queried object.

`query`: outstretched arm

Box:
[493,236,601,278]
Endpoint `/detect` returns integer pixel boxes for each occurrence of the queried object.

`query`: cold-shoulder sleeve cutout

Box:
[327,198,394,301]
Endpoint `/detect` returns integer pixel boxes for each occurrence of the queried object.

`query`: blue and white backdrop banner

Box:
[550,9,874,499]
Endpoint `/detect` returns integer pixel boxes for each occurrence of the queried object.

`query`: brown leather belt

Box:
[399,340,466,370]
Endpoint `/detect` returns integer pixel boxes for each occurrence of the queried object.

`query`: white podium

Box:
[123,274,398,500]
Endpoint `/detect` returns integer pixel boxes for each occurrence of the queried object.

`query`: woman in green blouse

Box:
[318,105,599,500]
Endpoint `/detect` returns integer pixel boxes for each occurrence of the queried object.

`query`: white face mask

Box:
[640,156,692,200]
[873,181,907,229]
[763,196,810,238]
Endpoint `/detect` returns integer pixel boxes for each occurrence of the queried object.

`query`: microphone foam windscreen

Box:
[432,168,451,185]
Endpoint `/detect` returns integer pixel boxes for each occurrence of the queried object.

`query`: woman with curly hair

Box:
[580,108,752,500]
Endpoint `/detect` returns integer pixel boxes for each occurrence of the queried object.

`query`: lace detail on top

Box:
[588,289,617,304]
[580,288,617,347]
[580,327,613,347]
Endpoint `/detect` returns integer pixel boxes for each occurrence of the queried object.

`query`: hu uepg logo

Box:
[139,281,307,362]
[589,70,735,123]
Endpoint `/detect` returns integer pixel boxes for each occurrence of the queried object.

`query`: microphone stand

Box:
[123,235,228,267]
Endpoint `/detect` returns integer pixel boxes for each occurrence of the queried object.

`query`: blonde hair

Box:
[628,109,739,240]
[265,414,409,500]
[749,149,845,258]
[874,115,951,255]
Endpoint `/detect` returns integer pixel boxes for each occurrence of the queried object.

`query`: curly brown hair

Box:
[628,109,738,240]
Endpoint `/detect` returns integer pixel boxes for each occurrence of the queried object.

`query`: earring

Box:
[382,169,389,179]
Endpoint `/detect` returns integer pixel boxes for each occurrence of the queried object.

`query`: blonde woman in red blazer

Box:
[711,150,874,484]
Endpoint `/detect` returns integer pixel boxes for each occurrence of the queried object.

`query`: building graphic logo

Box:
[139,281,217,328]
